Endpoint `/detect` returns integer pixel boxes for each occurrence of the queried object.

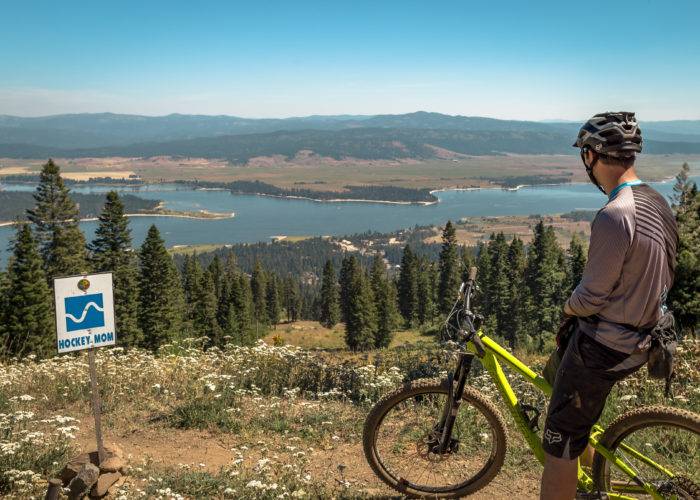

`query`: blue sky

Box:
[1,1,698,120]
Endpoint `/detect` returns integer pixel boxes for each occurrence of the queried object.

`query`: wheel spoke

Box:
[369,384,503,493]
[596,411,700,499]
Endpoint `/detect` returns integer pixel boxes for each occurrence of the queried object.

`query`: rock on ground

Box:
[90,471,122,498]
[68,463,100,500]
[99,456,125,473]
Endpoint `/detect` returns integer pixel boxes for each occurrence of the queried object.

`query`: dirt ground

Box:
[75,416,541,499]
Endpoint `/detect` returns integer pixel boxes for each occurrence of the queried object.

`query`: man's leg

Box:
[541,453,578,500]
[580,445,595,468]
[540,331,644,499]
[540,331,620,499]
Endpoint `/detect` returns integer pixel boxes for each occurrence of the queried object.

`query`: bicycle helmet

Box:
[572,111,643,156]
[573,112,642,193]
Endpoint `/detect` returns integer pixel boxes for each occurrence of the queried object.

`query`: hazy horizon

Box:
[1,110,698,123]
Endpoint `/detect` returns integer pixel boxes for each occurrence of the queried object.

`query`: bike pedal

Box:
[520,403,541,431]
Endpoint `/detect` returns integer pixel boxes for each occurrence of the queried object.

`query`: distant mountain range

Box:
[1,111,699,162]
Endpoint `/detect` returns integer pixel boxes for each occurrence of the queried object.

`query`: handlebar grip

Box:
[468,266,478,281]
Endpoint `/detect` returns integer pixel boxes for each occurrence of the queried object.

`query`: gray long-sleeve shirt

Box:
[567,183,678,354]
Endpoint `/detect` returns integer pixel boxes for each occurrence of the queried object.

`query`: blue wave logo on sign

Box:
[64,293,105,332]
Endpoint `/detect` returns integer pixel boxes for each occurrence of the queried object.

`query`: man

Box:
[540,112,678,500]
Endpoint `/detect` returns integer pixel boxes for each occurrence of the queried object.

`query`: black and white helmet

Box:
[572,111,643,157]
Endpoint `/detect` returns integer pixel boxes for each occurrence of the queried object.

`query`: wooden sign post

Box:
[87,347,106,463]
[54,272,116,464]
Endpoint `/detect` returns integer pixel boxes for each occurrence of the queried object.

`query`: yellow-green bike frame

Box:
[467,330,675,500]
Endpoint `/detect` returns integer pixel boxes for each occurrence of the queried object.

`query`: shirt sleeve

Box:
[566,208,632,317]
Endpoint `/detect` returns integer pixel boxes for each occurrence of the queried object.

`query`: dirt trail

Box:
[75,418,540,498]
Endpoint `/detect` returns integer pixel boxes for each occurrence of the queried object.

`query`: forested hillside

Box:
[225,180,437,203]
[0,191,158,221]
[2,112,700,160]
[2,111,700,148]
[178,227,442,279]
[5,128,700,161]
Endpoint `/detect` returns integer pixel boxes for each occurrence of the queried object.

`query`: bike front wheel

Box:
[363,378,508,498]
[592,405,700,499]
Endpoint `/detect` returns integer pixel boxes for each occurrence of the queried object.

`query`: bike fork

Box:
[438,353,474,453]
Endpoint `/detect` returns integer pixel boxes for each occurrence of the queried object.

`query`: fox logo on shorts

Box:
[544,428,562,445]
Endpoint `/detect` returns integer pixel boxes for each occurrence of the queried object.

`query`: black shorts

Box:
[542,328,645,459]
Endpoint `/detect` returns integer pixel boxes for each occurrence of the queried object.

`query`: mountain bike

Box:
[363,267,700,499]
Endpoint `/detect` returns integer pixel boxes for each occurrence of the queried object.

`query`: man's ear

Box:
[586,149,596,165]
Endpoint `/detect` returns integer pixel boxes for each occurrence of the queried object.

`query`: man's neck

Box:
[601,167,641,195]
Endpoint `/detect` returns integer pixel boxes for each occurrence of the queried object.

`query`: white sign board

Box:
[54,273,116,353]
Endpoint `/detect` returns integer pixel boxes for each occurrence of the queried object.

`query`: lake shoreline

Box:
[1,172,683,205]
[237,191,438,205]
[0,210,235,227]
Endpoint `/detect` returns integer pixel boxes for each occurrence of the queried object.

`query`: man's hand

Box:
[556,314,576,349]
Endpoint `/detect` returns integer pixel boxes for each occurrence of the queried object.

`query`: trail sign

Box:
[54,273,116,353]
[53,272,116,464]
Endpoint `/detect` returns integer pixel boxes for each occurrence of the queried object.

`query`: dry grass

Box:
[169,244,234,255]
[0,166,31,176]
[422,215,592,246]
[4,155,696,190]
[61,170,137,180]
[264,321,436,350]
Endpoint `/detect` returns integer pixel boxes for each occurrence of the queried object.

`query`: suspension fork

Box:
[437,352,474,453]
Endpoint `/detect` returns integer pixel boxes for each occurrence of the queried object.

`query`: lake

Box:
[0,178,694,262]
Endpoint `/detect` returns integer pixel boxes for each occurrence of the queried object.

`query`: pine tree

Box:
[207,255,224,302]
[504,236,529,349]
[26,159,87,279]
[487,232,512,343]
[397,245,419,326]
[181,254,204,334]
[526,221,567,348]
[217,273,233,335]
[232,273,255,344]
[182,254,202,308]
[566,234,587,293]
[669,164,699,335]
[671,162,693,208]
[0,270,7,335]
[266,273,281,328]
[216,252,238,341]
[1,223,54,357]
[319,259,340,328]
[416,257,436,325]
[338,256,356,323]
[345,264,376,351]
[192,269,222,344]
[137,225,184,349]
[284,275,302,322]
[250,260,268,333]
[88,191,142,346]
[438,221,461,316]
[370,255,397,348]
[474,241,492,315]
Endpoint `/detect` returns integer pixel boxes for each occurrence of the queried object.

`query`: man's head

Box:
[573,112,642,194]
